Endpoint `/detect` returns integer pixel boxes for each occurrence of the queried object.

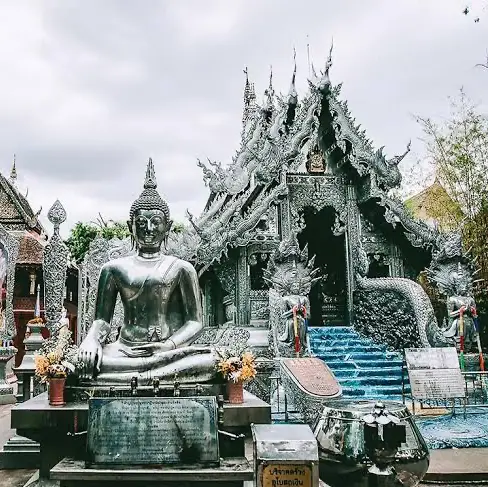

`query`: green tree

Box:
[65,218,130,264]
[415,90,488,219]
[413,91,488,346]
[65,214,187,263]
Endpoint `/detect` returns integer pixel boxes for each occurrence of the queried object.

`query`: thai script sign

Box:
[262,463,312,487]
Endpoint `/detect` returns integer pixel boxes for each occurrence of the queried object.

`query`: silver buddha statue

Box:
[77,159,218,385]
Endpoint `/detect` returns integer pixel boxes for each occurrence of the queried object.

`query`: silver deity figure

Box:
[442,271,478,352]
[265,235,320,358]
[77,159,218,384]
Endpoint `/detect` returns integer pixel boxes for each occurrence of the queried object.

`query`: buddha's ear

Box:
[166,219,173,234]
[126,220,132,234]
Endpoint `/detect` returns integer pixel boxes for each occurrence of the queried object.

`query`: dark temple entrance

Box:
[298,206,347,326]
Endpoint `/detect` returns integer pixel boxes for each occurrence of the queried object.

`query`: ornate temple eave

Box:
[0,173,44,233]
[375,194,439,250]
[193,182,288,268]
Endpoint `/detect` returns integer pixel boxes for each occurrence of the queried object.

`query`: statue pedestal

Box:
[0,327,44,469]
[12,390,271,486]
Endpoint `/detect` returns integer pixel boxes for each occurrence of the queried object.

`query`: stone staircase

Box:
[309,326,407,400]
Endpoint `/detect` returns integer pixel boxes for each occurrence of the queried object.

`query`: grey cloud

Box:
[0,0,487,236]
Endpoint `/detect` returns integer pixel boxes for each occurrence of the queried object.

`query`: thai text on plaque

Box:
[404,348,465,400]
[86,396,219,466]
[282,358,340,397]
[262,464,312,487]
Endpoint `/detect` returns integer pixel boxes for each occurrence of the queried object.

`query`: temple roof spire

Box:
[287,48,298,105]
[9,154,17,185]
[262,65,275,120]
[317,40,334,93]
[242,67,257,127]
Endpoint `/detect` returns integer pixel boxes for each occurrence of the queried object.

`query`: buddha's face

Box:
[129,209,172,252]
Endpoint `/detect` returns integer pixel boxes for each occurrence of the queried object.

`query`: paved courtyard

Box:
[1,401,488,485]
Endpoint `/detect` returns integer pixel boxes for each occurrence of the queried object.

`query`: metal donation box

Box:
[252,424,319,487]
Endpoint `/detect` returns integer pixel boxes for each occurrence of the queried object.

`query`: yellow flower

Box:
[34,355,50,377]
[216,350,257,382]
[47,351,61,364]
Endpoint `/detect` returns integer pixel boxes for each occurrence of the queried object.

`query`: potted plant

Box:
[34,325,79,406]
[216,349,257,404]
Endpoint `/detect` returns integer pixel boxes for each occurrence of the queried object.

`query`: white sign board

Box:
[404,347,465,400]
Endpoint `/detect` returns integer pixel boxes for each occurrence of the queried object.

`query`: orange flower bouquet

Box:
[34,326,79,383]
[216,349,257,384]
[217,349,257,404]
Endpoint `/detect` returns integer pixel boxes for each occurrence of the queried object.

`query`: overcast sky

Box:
[0,0,487,238]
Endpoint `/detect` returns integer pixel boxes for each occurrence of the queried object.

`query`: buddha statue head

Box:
[128,158,173,253]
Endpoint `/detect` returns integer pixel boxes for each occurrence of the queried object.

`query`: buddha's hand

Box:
[77,336,103,379]
[120,341,175,358]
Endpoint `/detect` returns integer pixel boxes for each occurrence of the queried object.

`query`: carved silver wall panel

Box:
[250,290,269,321]
[236,247,249,325]
[43,200,69,331]
[79,237,134,342]
[0,223,19,339]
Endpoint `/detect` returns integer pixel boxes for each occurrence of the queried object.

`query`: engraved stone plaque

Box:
[405,348,465,400]
[262,464,313,487]
[86,396,219,466]
[282,358,341,397]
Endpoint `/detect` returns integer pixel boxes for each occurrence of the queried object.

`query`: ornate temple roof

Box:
[166,48,441,269]
[404,179,463,231]
[0,159,44,235]
[0,159,47,266]
[14,230,47,265]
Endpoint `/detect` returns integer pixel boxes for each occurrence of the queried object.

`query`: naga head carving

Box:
[264,233,321,296]
[371,146,404,192]
[426,230,480,297]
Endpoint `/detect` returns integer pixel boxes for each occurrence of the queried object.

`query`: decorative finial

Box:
[307,34,311,78]
[34,284,41,319]
[47,200,67,236]
[242,67,257,127]
[144,157,157,189]
[129,159,170,222]
[10,154,17,184]
[325,39,333,75]
[288,48,298,103]
[389,140,412,167]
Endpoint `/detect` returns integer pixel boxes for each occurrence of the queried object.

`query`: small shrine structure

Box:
[0,160,78,365]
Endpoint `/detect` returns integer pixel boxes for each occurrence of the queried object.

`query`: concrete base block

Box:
[0,435,40,469]
[0,392,16,405]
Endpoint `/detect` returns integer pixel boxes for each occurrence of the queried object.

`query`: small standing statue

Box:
[442,270,479,368]
[264,235,320,358]
[426,233,483,370]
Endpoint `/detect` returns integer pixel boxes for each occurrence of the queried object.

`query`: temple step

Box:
[333,367,404,379]
[340,376,404,387]
[315,351,394,361]
[309,326,405,400]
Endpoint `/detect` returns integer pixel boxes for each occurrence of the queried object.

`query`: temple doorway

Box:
[297,206,347,326]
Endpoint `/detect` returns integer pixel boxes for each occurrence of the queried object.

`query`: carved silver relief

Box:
[43,200,69,331]
[79,236,134,342]
[0,224,19,339]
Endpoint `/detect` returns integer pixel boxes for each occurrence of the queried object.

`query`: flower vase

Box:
[227,381,244,404]
[48,377,66,407]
